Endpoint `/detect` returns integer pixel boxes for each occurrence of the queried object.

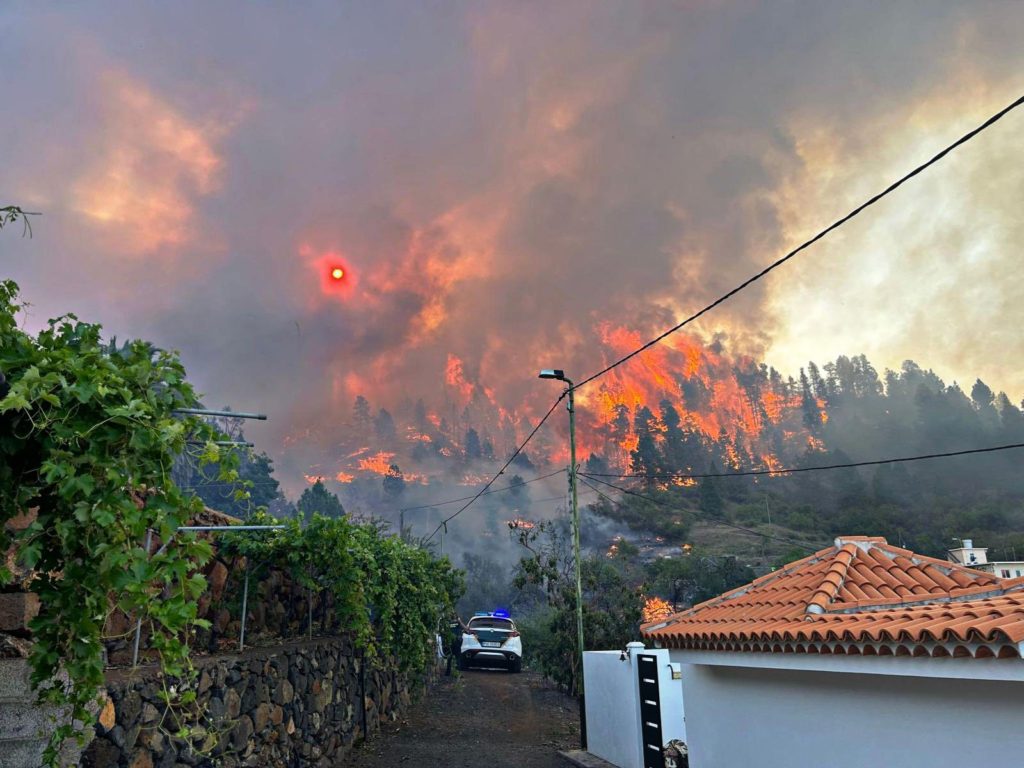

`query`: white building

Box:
[947,537,1024,579]
[643,536,1024,768]
[581,644,685,768]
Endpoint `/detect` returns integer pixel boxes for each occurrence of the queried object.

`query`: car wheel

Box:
[509,657,522,673]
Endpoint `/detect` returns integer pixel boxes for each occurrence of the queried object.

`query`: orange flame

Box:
[507,518,536,530]
[446,353,475,404]
[358,451,396,475]
[642,596,674,624]
[571,325,823,473]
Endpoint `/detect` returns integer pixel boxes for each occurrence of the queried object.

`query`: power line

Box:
[426,395,565,541]
[580,473,820,553]
[580,442,1024,480]
[491,488,597,515]
[575,92,1024,391]
[577,474,627,508]
[399,469,565,512]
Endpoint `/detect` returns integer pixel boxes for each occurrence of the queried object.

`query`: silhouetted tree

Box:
[414,398,429,431]
[630,405,663,483]
[353,395,372,433]
[584,453,610,475]
[297,480,345,519]
[375,408,397,441]
[465,428,482,461]
[383,464,405,499]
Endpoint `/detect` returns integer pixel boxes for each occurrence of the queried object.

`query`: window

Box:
[468,617,514,630]
[1016,570,1022,577]
[1001,569,1011,578]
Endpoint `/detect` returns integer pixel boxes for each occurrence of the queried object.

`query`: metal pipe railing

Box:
[131,524,285,667]
[173,408,267,420]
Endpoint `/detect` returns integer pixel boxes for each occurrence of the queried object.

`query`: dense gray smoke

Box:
[3,2,1024,499]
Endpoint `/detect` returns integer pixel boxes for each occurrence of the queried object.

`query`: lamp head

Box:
[538,369,565,381]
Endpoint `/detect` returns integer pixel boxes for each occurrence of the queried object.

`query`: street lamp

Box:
[538,368,586,749]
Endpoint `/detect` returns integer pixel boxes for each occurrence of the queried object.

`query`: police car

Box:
[458,610,522,673]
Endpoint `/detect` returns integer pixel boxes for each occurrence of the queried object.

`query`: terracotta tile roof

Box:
[642,536,1024,659]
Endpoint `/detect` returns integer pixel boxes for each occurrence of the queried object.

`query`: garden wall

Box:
[82,636,426,768]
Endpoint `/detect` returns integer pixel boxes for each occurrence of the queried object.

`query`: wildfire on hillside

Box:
[299,326,830,489]
[358,450,396,474]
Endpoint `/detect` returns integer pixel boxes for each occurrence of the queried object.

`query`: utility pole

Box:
[539,369,586,749]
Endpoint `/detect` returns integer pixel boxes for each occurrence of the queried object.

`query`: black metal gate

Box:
[637,654,665,768]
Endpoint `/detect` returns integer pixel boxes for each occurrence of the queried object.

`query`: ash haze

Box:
[3,2,1024,494]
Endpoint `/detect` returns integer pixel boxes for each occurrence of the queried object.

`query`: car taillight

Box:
[508,631,520,638]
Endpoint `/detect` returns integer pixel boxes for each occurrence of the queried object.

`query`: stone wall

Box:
[2,510,437,767]
[82,637,427,768]
[104,510,334,667]
[0,657,84,768]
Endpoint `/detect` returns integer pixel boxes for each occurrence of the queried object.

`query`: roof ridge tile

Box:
[806,543,857,615]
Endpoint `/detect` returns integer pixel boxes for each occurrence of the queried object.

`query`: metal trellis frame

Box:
[131,524,286,667]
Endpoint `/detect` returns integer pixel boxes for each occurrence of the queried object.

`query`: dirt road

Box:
[342,668,579,768]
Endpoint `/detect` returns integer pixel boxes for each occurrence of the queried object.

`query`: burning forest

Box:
[260,320,1024,567]
[289,327,830,495]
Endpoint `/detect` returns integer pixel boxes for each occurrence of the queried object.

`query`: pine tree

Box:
[971,379,999,430]
[353,395,372,434]
[800,368,821,431]
[414,399,429,431]
[465,428,482,461]
[383,464,405,499]
[584,453,610,475]
[374,408,396,441]
[807,361,827,399]
[997,393,1024,438]
[297,480,345,520]
[660,400,685,470]
[630,405,663,482]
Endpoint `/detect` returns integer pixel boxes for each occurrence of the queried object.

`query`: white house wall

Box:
[583,646,686,768]
[680,664,1024,768]
[584,651,644,768]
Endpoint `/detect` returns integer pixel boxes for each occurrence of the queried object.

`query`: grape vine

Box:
[0,279,239,764]
[222,512,464,674]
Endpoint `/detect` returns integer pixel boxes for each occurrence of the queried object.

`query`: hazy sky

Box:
[3,2,1024,486]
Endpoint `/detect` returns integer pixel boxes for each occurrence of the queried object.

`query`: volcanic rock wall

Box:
[2,508,435,767]
[82,637,423,768]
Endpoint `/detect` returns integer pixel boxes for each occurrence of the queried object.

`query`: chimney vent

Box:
[964,539,973,549]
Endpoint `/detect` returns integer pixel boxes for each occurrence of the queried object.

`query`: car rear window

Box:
[469,617,514,630]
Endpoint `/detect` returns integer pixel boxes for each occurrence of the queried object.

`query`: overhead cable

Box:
[579,442,1024,480]
[575,92,1024,390]
[426,395,565,541]
[399,469,565,512]
[579,474,820,553]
